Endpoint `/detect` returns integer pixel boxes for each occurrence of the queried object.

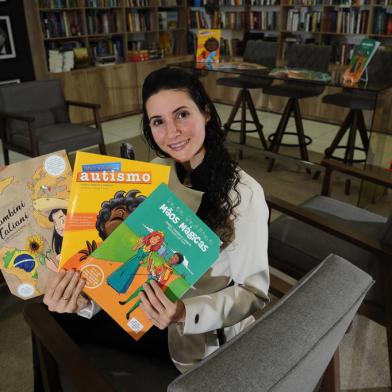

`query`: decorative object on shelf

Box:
[0,16,16,60]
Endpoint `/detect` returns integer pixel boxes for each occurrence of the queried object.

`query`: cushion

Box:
[322,91,376,110]
[263,82,325,99]
[269,195,387,306]
[10,123,102,154]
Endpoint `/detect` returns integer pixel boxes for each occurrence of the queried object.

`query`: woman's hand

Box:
[139,280,186,329]
[43,269,88,313]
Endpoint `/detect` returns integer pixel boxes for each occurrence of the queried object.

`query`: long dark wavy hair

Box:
[141,67,241,246]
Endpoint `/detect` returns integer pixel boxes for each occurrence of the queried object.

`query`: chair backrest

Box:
[367,47,392,86]
[0,79,69,134]
[243,40,278,69]
[286,44,331,73]
[168,254,373,392]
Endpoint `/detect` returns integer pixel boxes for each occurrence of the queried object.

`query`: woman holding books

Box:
[40,67,269,387]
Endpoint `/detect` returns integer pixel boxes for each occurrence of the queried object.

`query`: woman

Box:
[42,67,269,379]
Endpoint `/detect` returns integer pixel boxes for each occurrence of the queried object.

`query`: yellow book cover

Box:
[59,151,170,271]
[196,29,221,63]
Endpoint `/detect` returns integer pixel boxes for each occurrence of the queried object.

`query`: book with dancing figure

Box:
[59,151,171,271]
[0,151,72,299]
[342,38,380,84]
[196,29,221,63]
[69,183,220,340]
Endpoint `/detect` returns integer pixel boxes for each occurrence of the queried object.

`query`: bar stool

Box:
[321,48,392,193]
[216,40,278,152]
[263,44,331,171]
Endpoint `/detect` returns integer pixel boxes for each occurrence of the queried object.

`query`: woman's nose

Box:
[166,118,179,137]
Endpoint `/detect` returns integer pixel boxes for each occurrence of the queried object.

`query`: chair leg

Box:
[224,89,244,132]
[268,98,295,172]
[99,142,107,155]
[3,146,9,165]
[320,348,340,392]
[245,89,268,150]
[343,111,358,195]
[325,110,353,158]
[292,99,311,174]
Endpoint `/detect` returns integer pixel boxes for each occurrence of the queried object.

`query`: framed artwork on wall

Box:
[0,16,16,60]
[0,78,20,85]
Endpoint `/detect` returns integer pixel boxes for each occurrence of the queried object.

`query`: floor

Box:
[0,103,391,391]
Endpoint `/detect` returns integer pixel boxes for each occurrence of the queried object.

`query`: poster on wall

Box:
[0,16,16,60]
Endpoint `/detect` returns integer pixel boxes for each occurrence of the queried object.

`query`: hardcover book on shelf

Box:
[195,29,221,63]
[342,38,380,84]
[65,183,220,340]
[59,151,171,271]
[0,151,72,299]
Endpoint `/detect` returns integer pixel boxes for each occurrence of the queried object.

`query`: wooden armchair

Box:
[24,255,372,392]
[0,79,106,165]
[267,158,392,385]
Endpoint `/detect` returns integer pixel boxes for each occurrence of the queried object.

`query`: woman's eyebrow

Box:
[149,106,189,121]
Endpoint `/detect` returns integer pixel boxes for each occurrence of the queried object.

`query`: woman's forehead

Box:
[146,89,196,113]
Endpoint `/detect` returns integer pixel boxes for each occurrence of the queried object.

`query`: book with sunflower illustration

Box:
[59,151,171,271]
[0,151,72,299]
[72,183,220,340]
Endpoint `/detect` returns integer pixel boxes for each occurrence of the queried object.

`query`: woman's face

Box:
[146,89,209,169]
[149,234,161,246]
[52,210,66,237]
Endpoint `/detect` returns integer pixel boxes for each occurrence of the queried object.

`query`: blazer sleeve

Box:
[181,175,270,335]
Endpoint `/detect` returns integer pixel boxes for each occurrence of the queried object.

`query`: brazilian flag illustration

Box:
[4,249,39,280]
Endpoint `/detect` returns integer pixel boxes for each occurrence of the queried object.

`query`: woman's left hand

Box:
[139,280,186,329]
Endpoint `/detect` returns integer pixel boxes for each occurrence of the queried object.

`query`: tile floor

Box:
[0,103,391,391]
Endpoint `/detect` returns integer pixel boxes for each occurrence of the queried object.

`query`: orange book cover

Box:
[59,151,170,271]
[196,29,221,63]
[72,184,220,340]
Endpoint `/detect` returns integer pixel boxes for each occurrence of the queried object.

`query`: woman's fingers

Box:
[52,270,76,302]
[65,277,86,313]
[142,282,166,314]
[149,280,171,308]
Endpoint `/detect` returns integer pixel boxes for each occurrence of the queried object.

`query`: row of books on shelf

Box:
[220,0,246,5]
[127,10,154,32]
[324,0,370,5]
[86,10,119,35]
[324,9,369,33]
[286,9,321,32]
[41,10,84,38]
[126,0,180,5]
[373,8,392,35]
[221,11,247,29]
[0,151,219,340]
[158,11,179,30]
[39,0,79,8]
[250,11,279,30]
[282,0,321,5]
[85,0,121,7]
[188,9,210,29]
[252,0,281,5]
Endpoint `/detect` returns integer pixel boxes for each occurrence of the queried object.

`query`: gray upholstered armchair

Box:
[268,158,392,385]
[0,79,106,165]
[24,254,372,392]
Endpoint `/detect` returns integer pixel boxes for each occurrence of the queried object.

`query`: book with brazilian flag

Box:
[59,151,171,271]
[0,151,72,299]
[67,183,220,340]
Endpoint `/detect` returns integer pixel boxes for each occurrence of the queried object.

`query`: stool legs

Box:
[268,98,310,172]
[224,89,267,159]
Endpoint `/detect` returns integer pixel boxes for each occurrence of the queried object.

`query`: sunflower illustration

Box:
[25,235,44,255]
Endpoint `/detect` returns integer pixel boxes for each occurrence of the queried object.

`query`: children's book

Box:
[0,151,72,299]
[59,151,171,271]
[68,183,220,340]
[342,38,380,84]
[196,29,221,63]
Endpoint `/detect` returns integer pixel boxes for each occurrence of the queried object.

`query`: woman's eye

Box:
[177,111,189,120]
[151,118,163,127]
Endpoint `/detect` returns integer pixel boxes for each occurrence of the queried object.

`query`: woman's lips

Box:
[168,139,190,151]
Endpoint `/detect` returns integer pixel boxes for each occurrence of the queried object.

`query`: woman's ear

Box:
[204,108,211,123]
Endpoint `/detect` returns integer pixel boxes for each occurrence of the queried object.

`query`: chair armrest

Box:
[321,159,392,196]
[24,303,115,392]
[266,194,392,261]
[65,100,101,110]
[0,111,35,123]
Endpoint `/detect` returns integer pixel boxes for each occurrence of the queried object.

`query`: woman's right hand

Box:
[43,269,88,313]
